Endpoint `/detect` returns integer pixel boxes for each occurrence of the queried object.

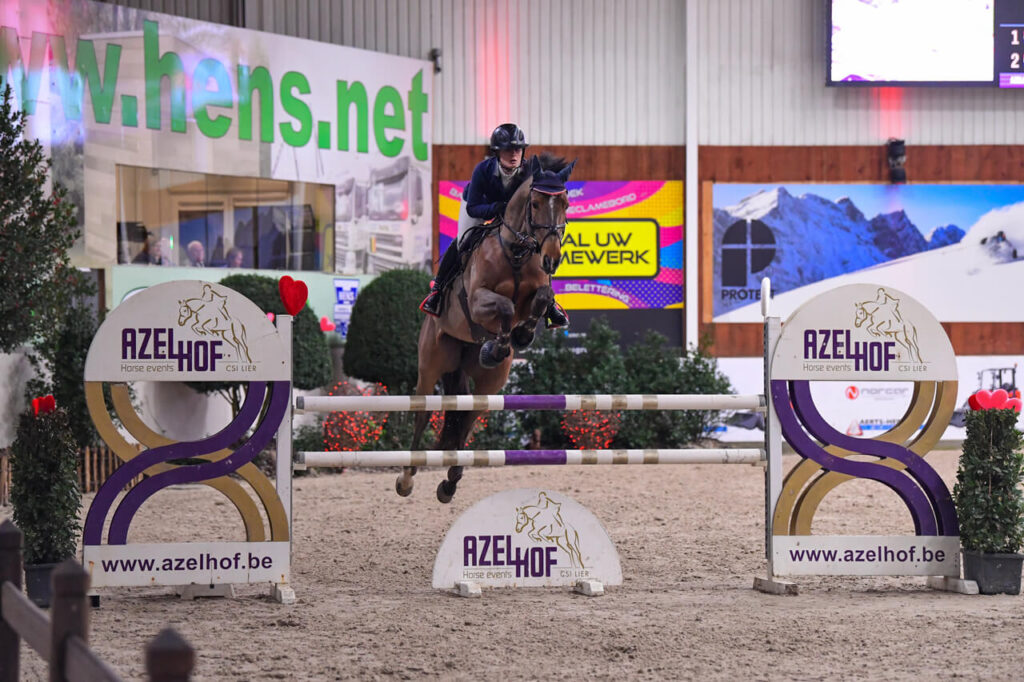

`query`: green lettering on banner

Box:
[279,70,311,147]
[193,57,232,138]
[237,64,274,142]
[408,69,428,161]
[144,20,186,132]
[75,39,121,124]
[373,85,404,157]
[336,80,368,152]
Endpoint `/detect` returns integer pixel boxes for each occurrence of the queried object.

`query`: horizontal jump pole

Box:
[297,448,764,469]
[295,393,765,414]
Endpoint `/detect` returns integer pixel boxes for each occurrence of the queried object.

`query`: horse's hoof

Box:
[437,480,454,504]
[510,326,535,351]
[396,477,413,497]
[479,340,509,369]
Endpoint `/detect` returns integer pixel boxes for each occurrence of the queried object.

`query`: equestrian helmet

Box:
[489,123,528,151]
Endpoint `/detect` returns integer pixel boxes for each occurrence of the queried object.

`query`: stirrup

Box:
[419,292,442,317]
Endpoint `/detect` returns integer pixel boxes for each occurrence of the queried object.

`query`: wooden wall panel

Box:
[699,145,1024,357]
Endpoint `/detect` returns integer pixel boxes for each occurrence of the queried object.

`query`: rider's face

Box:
[498,148,523,170]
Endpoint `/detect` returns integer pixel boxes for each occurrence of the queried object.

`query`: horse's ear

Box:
[557,159,577,183]
[527,155,541,178]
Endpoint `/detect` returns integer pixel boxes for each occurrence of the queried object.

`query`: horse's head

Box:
[853,302,869,328]
[514,507,531,534]
[177,300,192,326]
[507,153,576,274]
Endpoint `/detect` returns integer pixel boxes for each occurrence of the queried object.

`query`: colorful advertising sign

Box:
[712,184,1024,322]
[439,181,682,310]
[1,0,431,275]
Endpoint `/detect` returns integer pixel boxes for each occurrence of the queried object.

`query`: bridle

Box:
[498,187,567,270]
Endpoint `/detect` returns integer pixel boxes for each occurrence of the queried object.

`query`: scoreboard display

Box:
[995,0,1024,88]
[830,0,1024,87]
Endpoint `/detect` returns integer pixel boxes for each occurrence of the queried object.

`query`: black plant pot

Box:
[24,562,58,608]
[962,550,1024,595]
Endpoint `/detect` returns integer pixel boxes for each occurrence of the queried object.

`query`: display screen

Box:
[828,0,1024,87]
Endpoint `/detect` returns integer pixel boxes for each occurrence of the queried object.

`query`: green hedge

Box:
[343,269,432,393]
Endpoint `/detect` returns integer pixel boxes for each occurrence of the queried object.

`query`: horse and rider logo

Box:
[853,287,922,363]
[177,284,252,362]
[514,492,585,568]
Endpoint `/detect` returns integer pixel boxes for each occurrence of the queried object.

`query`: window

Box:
[116,165,334,271]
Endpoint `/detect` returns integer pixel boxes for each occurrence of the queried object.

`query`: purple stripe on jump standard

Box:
[789,381,958,536]
[771,380,937,536]
[503,450,568,465]
[502,395,568,410]
[105,381,291,545]
[83,382,270,546]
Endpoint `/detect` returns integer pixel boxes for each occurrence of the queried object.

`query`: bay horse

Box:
[398,153,576,503]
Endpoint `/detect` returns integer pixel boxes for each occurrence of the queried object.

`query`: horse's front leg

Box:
[470,288,515,369]
[510,286,554,351]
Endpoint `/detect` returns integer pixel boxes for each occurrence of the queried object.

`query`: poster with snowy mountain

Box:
[712,184,1024,322]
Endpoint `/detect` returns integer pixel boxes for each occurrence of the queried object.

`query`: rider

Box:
[419,123,569,329]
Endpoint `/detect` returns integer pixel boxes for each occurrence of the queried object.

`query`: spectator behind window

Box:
[133,235,171,266]
[225,246,243,268]
[187,240,206,267]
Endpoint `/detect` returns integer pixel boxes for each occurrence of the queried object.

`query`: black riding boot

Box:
[544,301,570,329]
[420,241,461,317]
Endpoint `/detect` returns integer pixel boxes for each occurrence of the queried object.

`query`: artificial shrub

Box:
[189,274,331,411]
[343,268,432,393]
[10,408,81,565]
[25,289,101,448]
[954,408,1024,554]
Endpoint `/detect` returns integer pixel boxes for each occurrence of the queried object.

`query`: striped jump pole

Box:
[296,393,765,413]
[297,448,764,470]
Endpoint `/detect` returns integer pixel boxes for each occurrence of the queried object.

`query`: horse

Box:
[397,153,576,503]
[853,287,922,363]
[514,492,585,568]
[177,284,251,363]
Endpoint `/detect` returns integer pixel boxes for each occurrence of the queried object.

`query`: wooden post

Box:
[0,520,24,682]
[49,559,89,682]
[146,627,195,681]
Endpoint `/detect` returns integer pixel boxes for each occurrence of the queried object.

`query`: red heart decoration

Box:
[266,312,275,322]
[969,389,1010,411]
[33,395,56,416]
[320,316,336,332]
[278,276,308,316]
[1006,398,1022,413]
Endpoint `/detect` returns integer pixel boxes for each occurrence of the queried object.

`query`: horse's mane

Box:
[505,153,570,227]
[535,152,570,172]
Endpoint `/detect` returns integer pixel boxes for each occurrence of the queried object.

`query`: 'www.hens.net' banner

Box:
[439,181,682,310]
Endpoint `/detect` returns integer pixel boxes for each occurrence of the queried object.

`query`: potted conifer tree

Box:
[953,393,1024,595]
[10,398,82,607]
